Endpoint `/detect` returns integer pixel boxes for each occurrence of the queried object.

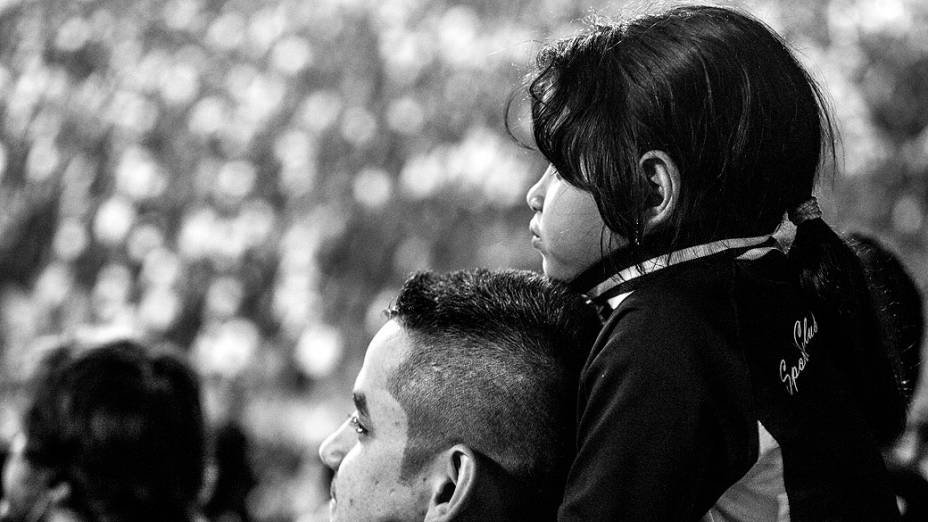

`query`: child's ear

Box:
[639,150,680,232]
[424,444,478,522]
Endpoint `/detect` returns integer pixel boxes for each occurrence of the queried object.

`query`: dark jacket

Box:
[559,244,899,521]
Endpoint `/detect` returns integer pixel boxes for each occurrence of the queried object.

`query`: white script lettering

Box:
[780,312,817,396]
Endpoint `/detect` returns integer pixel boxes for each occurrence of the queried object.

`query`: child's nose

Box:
[526,177,545,211]
[318,422,351,470]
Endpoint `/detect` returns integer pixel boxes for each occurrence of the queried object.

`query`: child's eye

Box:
[349,414,369,436]
[544,164,561,180]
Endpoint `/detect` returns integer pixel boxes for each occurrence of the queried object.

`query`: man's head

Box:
[319,269,600,521]
[1,340,205,522]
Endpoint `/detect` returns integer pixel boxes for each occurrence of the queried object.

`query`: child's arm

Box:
[558,299,757,521]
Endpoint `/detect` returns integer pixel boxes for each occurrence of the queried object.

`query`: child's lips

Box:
[529,221,542,249]
[530,228,543,250]
[529,217,541,238]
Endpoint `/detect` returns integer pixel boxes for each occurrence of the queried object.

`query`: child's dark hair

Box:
[510,5,833,248]
[846,233,923,405]
[508,5,907,441]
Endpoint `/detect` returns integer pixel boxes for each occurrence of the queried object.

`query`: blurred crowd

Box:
[0,0,925,520]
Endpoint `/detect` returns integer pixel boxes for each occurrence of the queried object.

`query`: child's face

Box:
[526,164,621,281]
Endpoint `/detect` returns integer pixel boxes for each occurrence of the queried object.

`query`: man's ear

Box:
[639,150,680,232]
[423,444,478,522]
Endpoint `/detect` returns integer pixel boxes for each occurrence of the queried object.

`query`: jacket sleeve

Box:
[557,298,755,521]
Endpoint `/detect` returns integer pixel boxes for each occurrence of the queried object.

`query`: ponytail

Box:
[788,198,907,445]
[846,233,923,410]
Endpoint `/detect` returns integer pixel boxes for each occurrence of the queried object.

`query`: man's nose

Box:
[318,422,351,470]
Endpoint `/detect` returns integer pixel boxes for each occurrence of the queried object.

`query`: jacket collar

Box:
[571,235,780,306]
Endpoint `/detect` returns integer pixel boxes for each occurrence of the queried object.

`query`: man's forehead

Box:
[352,320,411,406]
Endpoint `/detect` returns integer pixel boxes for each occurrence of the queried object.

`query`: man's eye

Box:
[349,414,369,436]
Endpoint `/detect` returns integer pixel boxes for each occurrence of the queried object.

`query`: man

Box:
[0,339,205,522]
[318,269,600,521]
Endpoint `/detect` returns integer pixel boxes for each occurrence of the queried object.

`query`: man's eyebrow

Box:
[352,391,369,418]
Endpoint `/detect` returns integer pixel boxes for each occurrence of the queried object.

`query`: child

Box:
[516,5,906,521]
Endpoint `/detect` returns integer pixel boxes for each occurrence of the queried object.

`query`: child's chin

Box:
[541,260,575,282]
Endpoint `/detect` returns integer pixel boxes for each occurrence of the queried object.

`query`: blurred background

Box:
[0,0,925,520]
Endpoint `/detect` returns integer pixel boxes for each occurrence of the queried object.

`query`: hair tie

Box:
[788,197,822,225]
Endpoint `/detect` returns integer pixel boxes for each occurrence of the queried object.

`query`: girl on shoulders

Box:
[515,5,905,520]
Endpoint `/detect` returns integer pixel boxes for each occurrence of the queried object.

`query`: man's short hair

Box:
[385,269,600,506]
[22,339,205,522]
